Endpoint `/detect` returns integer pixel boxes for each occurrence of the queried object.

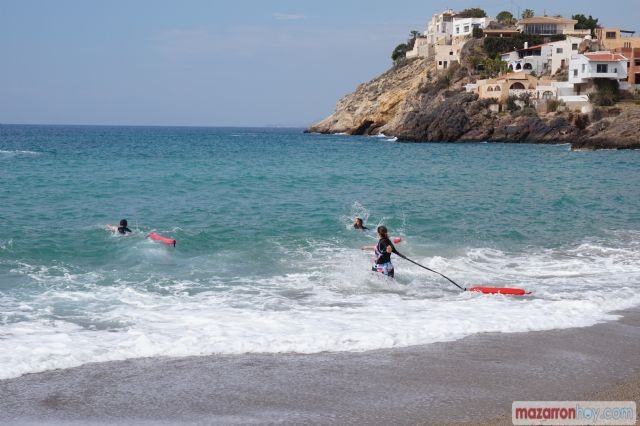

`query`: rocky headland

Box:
[307,43,640,150]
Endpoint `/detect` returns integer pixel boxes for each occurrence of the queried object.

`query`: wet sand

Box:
[1,309,639,425]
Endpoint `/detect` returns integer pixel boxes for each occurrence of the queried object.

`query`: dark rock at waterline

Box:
[572,109,640,150]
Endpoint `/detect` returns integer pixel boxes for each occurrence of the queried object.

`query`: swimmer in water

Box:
[353,217,368,230]
[106,219,132,235]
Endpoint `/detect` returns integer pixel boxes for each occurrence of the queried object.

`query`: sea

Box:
[1,124,639,380]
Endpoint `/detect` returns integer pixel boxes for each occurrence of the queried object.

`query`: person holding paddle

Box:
[362,225,401,277]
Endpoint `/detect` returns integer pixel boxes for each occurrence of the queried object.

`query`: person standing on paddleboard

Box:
[362,225,401,277]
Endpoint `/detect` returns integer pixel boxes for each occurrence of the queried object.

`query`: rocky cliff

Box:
[307,51,640,150]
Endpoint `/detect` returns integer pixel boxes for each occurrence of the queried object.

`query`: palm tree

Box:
[521,9,535,19]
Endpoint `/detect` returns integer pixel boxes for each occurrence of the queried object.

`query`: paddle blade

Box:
[469,286,529,296]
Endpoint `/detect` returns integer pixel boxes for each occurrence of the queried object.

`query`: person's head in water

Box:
[353,217,365,229]
[377,225,389,240]
[117,219,132,234]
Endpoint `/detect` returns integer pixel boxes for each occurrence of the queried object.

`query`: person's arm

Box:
[389,243,402,258]
[105,224,117,232]
[361,245,375,251]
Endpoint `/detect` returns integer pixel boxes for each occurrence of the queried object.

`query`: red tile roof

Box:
[584,53,627,61]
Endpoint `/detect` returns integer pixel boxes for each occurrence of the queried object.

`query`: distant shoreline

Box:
[2,308,639,425]
[306,57,640,151]
[0,123,307,130]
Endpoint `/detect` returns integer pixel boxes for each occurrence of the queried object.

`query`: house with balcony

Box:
[569,52,629,93]
[409,9,492,61]
[470,73,557,102]
[501,37,587,76]
[502,43,549,75]
[546,36,585,75]
[516,16,589,37]
[596,28,640,50]
[452,16,492,38]
[407,9,458,59]
[482,22,520,38]
[425,9,455,46]
[612,46,640,87]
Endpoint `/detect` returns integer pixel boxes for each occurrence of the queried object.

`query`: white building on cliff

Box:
[569,52,629,91]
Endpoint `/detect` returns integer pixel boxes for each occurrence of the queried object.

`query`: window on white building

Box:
[596,64,608,73]
[573,69,578,77]
[464,25,470,33]
[556,48,563,54]
[582,64,585,72]
[572,43,578,50]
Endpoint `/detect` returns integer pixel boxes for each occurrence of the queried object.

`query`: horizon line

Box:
[0,122,308,130]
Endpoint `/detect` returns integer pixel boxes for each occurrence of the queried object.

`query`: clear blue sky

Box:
[1,1,637,127]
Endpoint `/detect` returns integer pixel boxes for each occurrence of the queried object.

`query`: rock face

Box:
[307,56,640,150]
[307,58,432,136]
[572,109,640,150]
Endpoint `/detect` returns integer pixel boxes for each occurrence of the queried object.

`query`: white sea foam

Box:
[0,149,42,157]
[0,239,12,251]
[1,233,639,380]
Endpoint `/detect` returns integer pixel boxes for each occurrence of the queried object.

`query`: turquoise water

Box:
[1,124,640,378]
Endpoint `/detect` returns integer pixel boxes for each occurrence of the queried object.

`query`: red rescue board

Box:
[148,233,176,247]
[469,287,529,296]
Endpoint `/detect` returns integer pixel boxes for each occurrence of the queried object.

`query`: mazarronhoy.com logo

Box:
[512,401,637,425]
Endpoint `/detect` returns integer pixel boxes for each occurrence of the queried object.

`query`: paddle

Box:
[396,253,466,291]
[396,253,529,295]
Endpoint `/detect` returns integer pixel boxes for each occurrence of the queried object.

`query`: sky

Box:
[1,0,638,127]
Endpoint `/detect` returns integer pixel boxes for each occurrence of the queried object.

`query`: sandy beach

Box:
[1,309,638,425]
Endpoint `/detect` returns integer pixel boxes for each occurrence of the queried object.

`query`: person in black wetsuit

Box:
[106,219,132,234]
[117,219,132,234]
[353,217,368,230]
[362,225,401,277]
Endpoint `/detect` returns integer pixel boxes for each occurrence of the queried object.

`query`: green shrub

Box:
[518,92,533,108]
[391,43,408,63]
[437,74,451,89]
[506,95,520,113]
[590,78,620,106]
[546,99,561,112]
[513,107,538,117]
[457,8,487,18]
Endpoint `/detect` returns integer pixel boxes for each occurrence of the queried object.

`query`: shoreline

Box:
[1,309,639,425]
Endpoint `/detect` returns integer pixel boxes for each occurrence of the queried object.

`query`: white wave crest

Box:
[1,233,639,380]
